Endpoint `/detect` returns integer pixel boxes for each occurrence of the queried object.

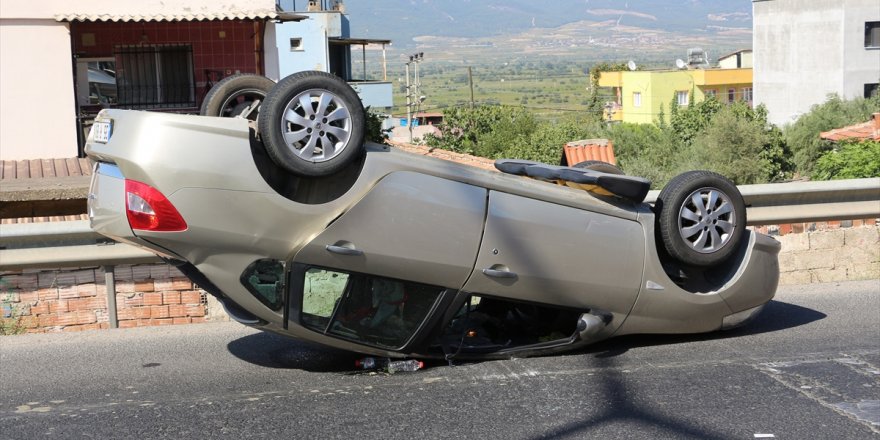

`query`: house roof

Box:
[717,49,753,61]
[1,158,91,224]
[820,113,880,142]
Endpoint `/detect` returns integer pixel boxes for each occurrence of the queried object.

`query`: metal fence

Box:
[3,177,878,271]
[2,177,877,328]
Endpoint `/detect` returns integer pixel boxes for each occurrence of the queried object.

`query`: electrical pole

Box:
[468,66,475,109]
[405,52,424,144]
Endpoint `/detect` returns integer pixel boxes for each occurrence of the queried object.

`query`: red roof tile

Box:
[820,113,880,142]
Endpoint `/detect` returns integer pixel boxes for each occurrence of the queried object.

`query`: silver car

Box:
[85,72,780,361]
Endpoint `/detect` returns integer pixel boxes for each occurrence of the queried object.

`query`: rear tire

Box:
[258,71,366,177]
[200,74,275,120]
[656,171,746,267]
[572,160,624,175]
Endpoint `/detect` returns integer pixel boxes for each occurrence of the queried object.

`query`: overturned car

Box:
[85,71,780,360]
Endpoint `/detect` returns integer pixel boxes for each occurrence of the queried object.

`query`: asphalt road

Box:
[2,280,879,439]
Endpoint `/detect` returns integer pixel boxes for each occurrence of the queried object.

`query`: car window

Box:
[240,259,285,311]
[300,268,443,349]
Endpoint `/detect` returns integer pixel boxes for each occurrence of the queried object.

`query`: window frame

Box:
[114,44,196,109]
[676,90,689,106]
[632,91,642,108]
[288,264,454,351]
[866,21,880,49]
[727,87,736,103]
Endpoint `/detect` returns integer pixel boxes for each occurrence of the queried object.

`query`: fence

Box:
[2,177,879,328]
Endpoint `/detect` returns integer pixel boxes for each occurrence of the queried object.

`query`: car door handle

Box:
[325,245,364,256]
[482,268,517,279]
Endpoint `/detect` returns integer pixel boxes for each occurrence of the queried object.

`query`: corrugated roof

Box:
[54,10,283,23]
[1,158,91,224]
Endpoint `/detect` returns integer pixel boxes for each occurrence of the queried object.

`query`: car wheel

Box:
[572,160,624,175]
[656,171,746,267]
[258,71,366,177]
[200,74,275,120]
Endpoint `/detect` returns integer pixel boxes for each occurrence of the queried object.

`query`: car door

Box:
[287,171,487,350]
[461,190,645,316]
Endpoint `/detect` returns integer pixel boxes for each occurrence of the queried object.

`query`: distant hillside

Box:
[343,0,752,48]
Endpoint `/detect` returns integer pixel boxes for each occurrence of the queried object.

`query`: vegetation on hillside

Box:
[783,93,880,177]
[426,96,805,188]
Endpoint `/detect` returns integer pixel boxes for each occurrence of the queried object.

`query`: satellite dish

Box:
[627,60,637,71]
[675,59,687,69]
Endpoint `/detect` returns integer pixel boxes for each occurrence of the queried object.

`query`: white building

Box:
[753,0,880,126]
[0,0,391,161]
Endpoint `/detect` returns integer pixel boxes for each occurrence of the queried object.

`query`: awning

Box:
[54,10,306,23]
[329,38,392,46]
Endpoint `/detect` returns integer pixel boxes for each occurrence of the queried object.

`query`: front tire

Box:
[258,71,366,177]
[656,171,746,267]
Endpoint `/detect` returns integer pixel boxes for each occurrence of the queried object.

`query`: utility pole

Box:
[405,52,424,143]
[468,66,475,109]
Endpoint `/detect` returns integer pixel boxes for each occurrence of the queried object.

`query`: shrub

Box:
[784,94,880,177]
[813,140,880,180]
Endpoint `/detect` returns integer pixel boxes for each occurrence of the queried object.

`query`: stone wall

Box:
[772,225,880,285]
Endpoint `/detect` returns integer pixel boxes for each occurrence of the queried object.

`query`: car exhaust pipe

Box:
[577,312,610,341]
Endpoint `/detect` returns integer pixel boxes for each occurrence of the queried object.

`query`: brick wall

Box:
[0,264,219,333]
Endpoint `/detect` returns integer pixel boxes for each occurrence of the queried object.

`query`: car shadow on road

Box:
[580,299,827,358]
[226,299,825,372]
[226,331,362,372]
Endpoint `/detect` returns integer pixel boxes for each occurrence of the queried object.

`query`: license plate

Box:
[92,120,113,143]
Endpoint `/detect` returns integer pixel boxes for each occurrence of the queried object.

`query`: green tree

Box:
[813,140,880,180]
[784,93,880,177]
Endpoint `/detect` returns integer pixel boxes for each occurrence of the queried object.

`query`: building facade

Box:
[753,0,880,126]
[598,68,753,124]
[0,0,391,161]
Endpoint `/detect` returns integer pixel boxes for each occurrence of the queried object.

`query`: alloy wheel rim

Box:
[220,88,266,118]
[278,88,352,163]
[677,187,736,254]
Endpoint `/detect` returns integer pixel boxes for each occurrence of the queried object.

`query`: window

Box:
[676,90,688,106]
[705,89,717,99]
[728,88,736,103]
[431,294,581,354]
[241,259,284,311]
[290,37,303,51]
[866,21,880,48]
[115,44,195,108]
[742,87,753,104]
[632,92,641,107]
[299,268,444,349]
[866,83,879,98]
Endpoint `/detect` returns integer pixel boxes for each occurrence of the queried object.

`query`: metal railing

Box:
[2,177,879,271]
[2,177,877,328]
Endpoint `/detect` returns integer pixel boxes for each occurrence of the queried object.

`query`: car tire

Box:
[656,171,746,267]
[200,74,275,120]
[258,71,366,177]
[572,160,624,175]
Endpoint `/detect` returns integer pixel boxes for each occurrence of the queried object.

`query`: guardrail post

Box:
[102,265,118,329]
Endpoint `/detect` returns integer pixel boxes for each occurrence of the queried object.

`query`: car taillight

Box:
[124,179,187,231]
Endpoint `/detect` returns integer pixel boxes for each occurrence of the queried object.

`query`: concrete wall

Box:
[775,225,880,285]
[264,12,347,81]
[0,0,276,161]
[0,20,78,160]
[753,0,880,126]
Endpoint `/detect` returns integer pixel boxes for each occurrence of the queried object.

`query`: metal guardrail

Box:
[1,178,879,271]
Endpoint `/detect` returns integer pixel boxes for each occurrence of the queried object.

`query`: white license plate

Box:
[92,120,113,143]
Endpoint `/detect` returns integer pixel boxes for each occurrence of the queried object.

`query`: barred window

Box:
[114,44,195,108]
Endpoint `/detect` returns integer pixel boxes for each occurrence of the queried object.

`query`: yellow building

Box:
[598,67,753,124]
